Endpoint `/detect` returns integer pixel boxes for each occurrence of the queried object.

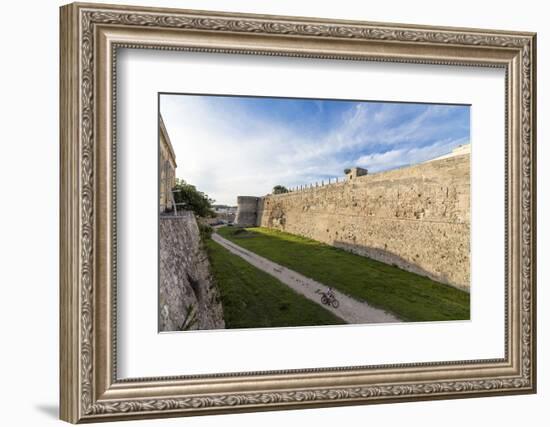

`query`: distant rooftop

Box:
[425,143,471,163]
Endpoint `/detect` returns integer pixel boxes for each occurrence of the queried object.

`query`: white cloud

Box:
[355,137,469,173]
[160,95,468,205]
[161,96,318,205]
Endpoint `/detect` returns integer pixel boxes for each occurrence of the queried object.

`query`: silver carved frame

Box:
[59,2,537,423]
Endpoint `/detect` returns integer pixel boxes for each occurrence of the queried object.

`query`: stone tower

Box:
[235,196,260,227]
[346,167,368,181]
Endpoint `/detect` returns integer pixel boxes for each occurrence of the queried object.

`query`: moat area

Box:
[204,226,469,329]
[158,94,471,332]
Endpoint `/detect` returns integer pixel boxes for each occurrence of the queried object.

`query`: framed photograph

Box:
[60,2,537,423]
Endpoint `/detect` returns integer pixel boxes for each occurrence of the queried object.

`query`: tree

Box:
[344,168,351,175]
[272,185,289,194]
[172,178,215,218]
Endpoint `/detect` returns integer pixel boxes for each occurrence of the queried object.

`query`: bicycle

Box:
[316,289,340,309]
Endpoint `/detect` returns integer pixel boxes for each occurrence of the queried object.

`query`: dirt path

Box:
[211,233,401,324]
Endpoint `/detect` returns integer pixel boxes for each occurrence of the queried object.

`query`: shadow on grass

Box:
[218,226,470,322]
[206,238,346,329]
[333,240,453,287]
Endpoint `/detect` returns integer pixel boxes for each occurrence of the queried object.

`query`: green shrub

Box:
[198,223,213,241]
[272,185,289,194]
[172,178,215,218]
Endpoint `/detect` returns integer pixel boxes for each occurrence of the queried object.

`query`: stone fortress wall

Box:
[159,211,225,331]
[235,196,261,227]
[158,116,224,331]
[159,115,177,213]
[236,149,471,290]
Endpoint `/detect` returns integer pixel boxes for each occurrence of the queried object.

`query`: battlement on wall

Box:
[236,153,471,290]
[254,148,470,201]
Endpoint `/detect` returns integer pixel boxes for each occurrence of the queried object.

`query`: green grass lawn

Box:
[205,238,345,329]
[217,227,470,322]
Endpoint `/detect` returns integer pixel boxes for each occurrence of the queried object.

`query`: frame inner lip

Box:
[109,42,511,383]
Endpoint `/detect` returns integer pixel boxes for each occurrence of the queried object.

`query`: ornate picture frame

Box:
[59,2,536,423]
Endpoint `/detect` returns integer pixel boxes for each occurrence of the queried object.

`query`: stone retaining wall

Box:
[159,211,225,331]
[242,155,470,290]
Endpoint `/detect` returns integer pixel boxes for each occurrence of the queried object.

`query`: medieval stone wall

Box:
[159,211,225,331]
[235,196,261,227]
[159,115,177,213]
[252,154,470,290]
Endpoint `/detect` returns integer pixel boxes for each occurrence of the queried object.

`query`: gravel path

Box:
[212,233,401,325]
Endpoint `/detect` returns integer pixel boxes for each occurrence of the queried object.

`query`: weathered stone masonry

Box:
[159,115,177,213]
[236,154,470,291]
[159,211,225,331]
[158,117,225,331]
[235,196,260,227]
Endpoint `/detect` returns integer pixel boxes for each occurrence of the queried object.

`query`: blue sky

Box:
[160,94,470,206]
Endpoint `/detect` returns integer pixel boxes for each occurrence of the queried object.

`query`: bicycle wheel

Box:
[321,296,329,305]
[331,299,340,309]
